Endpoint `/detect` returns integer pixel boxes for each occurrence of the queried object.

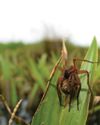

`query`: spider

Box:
[56,58,97,111]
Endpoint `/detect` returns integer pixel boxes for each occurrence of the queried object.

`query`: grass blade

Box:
[10,79,18,107]
[59,37,98,125]
[28,58,45,91]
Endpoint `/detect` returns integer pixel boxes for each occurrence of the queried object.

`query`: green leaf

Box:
[28,83,40,108]
[93,64,100,83]
[31,37,98,125]
[38,54,49,78]
[10,79,18,107]
[0,57,12,80]
[28,58,45,91]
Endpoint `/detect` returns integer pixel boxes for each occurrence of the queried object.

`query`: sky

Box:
[0,0,100,46]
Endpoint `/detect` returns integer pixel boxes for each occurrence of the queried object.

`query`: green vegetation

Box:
[0,38,100,125]
[31,37,99,125]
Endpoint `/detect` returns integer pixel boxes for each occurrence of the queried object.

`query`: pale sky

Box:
[0,0,100,46]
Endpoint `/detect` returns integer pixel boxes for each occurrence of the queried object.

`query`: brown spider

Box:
[56,58,97,111]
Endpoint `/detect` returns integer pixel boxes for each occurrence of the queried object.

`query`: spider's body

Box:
[61,67,81,95]
[56,58,97,111]
[57,66,81,111]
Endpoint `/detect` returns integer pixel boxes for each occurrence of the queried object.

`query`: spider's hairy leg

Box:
[57,77,63,106]
[73,58,99,69]
[76,85,81,110]
[78,70,93,97]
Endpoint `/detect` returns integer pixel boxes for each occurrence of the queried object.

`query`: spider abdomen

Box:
[61,73,81,97]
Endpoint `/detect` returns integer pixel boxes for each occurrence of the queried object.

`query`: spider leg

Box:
[57,77,63,106]
[73,58,99,69]
[69,94,73,112]
[64,96,68,108]
[76,85,81,110]
[78,70,93,97]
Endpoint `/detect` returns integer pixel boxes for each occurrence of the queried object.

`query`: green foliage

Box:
[31,37,98,125]
[0,42,24,53]
[10,79,18,107]
[0,57,12,80]
[0,38,99,125]
[28,58,46,91]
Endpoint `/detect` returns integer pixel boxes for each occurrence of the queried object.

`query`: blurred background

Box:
[0,0,100,125]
